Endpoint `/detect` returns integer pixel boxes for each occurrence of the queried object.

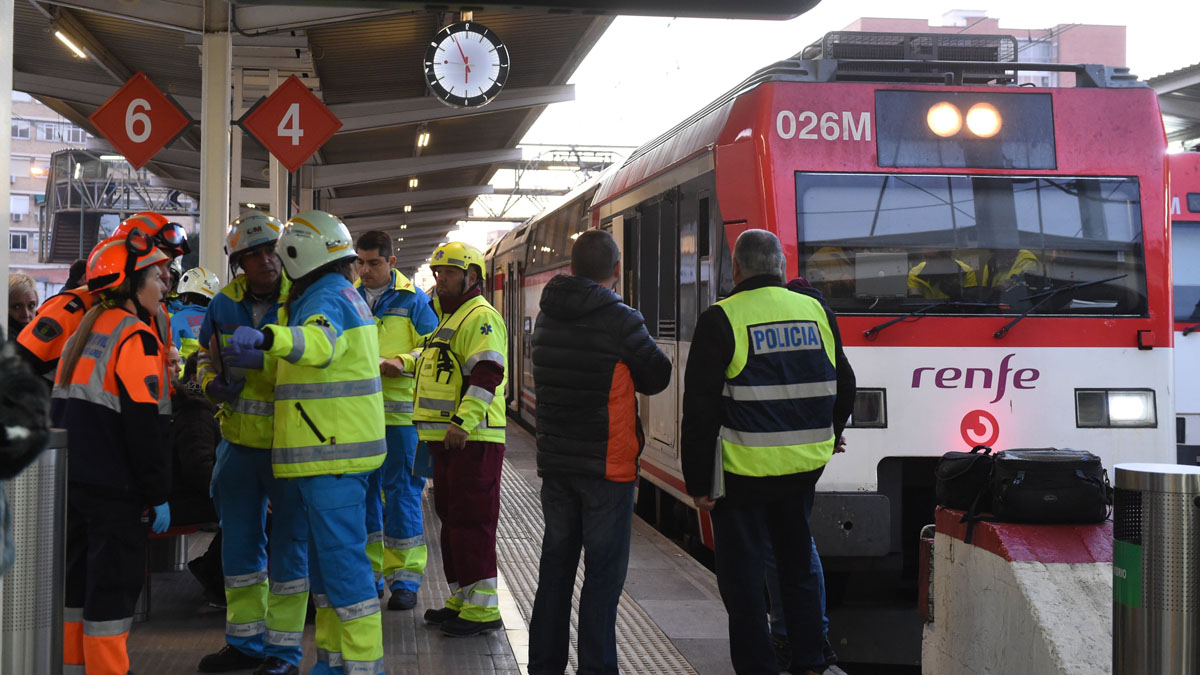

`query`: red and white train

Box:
[486,32,1175,663]
[1171,151,1200,466]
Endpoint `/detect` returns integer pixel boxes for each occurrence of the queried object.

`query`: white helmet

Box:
[226,210,284,262]
[277,209,355,280]
[178,266,221,299]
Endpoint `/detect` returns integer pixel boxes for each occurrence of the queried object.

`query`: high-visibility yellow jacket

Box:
[264,272,386,478]
[355,270,439,426]
[715,286,837,476]
[412,294,507,444]
[197,275,290,449]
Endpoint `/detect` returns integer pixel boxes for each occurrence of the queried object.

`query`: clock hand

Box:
[452,35,468,65]
[465,63,471,83]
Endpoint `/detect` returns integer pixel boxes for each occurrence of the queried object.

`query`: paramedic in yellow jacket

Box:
[354,230,439,613]
[226,210,386,674]
[195,211,309,675]
[411,241,509,638]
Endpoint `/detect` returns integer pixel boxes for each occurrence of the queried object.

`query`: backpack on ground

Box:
[990,448,1109,524]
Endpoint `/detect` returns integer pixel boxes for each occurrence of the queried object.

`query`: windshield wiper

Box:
[1184,323,1200,337]
[864,301,998,340]
[993,274,1127,339]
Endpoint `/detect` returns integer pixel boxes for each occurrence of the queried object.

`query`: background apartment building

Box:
[9,90,90,299]
[843,9,1126,87]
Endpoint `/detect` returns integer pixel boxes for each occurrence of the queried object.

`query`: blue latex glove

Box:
[205,374,245,403]
[223,342,265,370]
[231,325,265,350]
[151,503,170,534]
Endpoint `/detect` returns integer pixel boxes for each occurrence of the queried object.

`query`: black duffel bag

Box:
[990,448,1109,524]
[934,444,994,511]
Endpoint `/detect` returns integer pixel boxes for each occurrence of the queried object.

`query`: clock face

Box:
[424,22,511,109]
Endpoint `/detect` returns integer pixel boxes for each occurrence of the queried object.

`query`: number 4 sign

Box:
[88,72,193,170]
[239,75,342,173]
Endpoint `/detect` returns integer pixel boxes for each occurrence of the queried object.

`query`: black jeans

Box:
[528,475,636,675]
[711,470,824,674]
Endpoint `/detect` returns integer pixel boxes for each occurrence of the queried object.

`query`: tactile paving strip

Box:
[495,460,699,674]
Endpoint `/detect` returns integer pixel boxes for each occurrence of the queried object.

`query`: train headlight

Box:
[848,389,887,428]
[1075,389,1156,428]
[966,103,1002,138]
[926,102,962,137]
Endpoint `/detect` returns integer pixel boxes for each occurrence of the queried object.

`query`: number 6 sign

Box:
[88,73,193,170]
[239,75,341,173]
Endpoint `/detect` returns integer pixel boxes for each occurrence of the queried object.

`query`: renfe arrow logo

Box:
[239,75,342,173]
[88,72,192,170]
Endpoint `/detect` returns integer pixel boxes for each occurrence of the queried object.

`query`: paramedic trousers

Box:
[298,472,384,674]
[211,440,309,665]
[431,440,504,622]
[365,425,427,593]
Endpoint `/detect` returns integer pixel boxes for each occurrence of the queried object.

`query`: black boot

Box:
[252,657,299,675]
[197,645,263,673]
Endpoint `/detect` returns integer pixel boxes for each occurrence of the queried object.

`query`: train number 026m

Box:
[776,110,872,141]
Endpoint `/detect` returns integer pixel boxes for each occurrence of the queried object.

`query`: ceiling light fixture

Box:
[54,30,87,59]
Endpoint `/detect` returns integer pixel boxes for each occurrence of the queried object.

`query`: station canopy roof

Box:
[1150,61,1200,151]
[12,2,627,271]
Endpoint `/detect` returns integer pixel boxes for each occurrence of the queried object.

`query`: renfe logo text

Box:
[911,353,1039,404]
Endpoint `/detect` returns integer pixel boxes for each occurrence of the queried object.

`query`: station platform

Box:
[127,424,740,674]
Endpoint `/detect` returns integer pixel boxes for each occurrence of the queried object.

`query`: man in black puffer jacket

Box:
[528,229,671,675]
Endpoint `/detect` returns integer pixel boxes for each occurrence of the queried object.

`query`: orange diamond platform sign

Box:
[239,75,342,173]
[88,72,192,170]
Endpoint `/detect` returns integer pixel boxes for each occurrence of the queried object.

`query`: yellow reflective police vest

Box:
[715,285,837,476]
[196,275,291,450]
[266,273,386,478]
[413,294,507,444]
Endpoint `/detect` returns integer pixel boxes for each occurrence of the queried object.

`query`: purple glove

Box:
[231,326,265,350]
[205,374,245,403]
[223,342,265,370]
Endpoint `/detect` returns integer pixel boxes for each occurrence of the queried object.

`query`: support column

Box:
[199,30,232,282]
[268,69,289,219]
[0,0,13,325]
[229,66,243,229]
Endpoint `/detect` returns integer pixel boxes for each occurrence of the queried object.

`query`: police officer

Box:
[227,209,387,674]
[195,211,307,675]
[681,229,855,675]
[53,231,173,675]
[354,230,439,611]
[170,266,220,369]
[411,241,509,637]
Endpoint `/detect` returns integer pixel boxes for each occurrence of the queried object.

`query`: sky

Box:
[519,1,1200,148]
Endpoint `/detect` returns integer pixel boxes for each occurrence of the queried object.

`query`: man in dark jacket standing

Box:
[681,229,855,675]
[528,230,672,675]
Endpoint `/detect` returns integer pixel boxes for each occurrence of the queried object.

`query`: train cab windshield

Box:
[1173,220,1200,323]
[796,173,1148,317]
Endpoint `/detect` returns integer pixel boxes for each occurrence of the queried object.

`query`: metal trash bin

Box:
[1113,462,1200,674]
[1,430,67,675]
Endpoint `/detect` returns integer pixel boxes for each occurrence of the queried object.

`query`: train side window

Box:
[698,197,710,259]
[657,198,678,338]
[638,204,661,337]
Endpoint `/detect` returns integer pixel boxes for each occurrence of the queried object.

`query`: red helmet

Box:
[87,230,171,293]
[115,211,190,257]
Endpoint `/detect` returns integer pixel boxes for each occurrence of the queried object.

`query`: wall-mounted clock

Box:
[424,21,511,108]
